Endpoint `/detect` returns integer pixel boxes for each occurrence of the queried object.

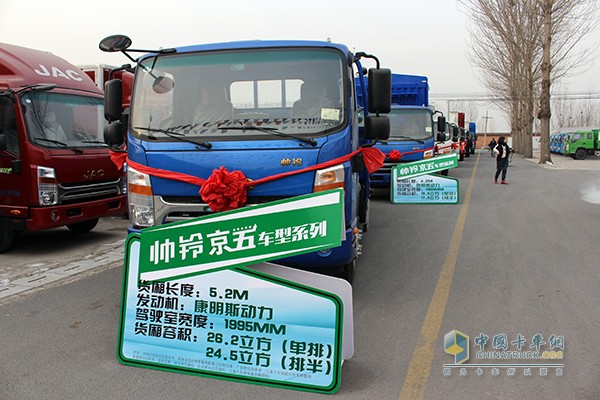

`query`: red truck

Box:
[0,43,127,252]
[449,111,469,161]
[78,64,133,108]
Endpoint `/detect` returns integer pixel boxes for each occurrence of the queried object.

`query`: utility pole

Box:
[481,111,493,149]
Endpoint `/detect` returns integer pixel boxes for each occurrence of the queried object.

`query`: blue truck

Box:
[356,73,445,187]
[99,35,391,280]
[468,121,477,154]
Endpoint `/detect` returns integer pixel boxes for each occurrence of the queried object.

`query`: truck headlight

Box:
[128,165,154,227]
[314,164,345,192]
[424,149,434,159]
[37,166,58,206]
[121,162,128,194]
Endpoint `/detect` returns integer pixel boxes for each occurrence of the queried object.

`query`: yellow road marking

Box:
[398,153,480,400]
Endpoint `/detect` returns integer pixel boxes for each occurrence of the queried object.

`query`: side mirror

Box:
[437,116,446,132]
[437,132,446,142]
[104,79,123,122]
[367,68,391,114]
[152,74,174,94]
[99,34,133,52]
[365,115,390,140]
[104,121,125,147]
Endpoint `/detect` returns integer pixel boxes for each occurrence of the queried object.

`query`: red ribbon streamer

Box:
[386,147,434,160]
[111,146,385,212]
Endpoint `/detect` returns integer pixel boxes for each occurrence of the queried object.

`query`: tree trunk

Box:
[523,65,534,158]
[538,0,552,164]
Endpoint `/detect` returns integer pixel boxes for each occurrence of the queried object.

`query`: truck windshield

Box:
[387,109,433,141]
[130,48,346,141]
[22,92,106,149]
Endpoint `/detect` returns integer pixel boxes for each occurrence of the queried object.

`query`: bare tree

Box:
[459,0,544,158]
[553,89,600,129]
[538,0,598,164]
[459,0,598,163]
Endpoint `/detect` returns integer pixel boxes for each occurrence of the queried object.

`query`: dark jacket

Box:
[495,143,510,160]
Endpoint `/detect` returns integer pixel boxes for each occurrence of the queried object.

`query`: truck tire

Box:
[459,153,464,161]
[0,219,15,253]
[341,259,355,283]
[358,187,369,233]
[66,218,99,234]
[575,149,587,160]
[440,169,449,176]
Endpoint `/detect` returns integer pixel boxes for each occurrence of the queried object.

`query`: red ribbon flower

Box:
[388,149,402,162]
[110,145,387,213]
[199,166,248,212]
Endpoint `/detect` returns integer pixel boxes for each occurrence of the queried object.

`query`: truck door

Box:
[0,98,27,213]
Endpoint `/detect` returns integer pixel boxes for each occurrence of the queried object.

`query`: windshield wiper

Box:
[81,140,108,145]
[224,126,317,147]
[134,127,212,149]
[389,136,425,144]
[34,138,84,154]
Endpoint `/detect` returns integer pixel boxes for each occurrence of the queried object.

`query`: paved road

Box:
[0,216,129,300]
[1,150,599,399]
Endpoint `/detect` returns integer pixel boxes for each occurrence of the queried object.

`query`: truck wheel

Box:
[358,187,369,233]
[440,169,449,176]
[459,153,464,161]
[0,219,15,253]
[575,149,587,160]
[66,218,99,234]
[341,259,355,283]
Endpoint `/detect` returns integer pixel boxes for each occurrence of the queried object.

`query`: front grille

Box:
[161,195,287,205]
[158,195,289,225]
[377,162,399,174]
[59,178,124,204]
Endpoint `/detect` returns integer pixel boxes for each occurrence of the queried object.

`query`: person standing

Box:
[494,136,510,184]
[488,138,497,157]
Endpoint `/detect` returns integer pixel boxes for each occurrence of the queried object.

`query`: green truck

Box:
[563,129,599,160]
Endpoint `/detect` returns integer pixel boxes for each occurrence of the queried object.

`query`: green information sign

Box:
[118,235,344,394]
[391,173,459,204]
[117,189,348,393]
[391,153,459,180]
[138,189,344,282]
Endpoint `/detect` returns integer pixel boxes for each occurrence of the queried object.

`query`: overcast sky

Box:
[1,0,599,132]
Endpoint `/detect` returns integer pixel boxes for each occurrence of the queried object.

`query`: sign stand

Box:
[116,190,350,394]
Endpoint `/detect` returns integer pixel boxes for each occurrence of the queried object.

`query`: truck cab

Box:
[100,35,390,279]
[0,43,127,252]
[468,121,477,155]
[458,128,469,160]
[433,120,456,156]
[563,129,599,160]
[356,74,437,188]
